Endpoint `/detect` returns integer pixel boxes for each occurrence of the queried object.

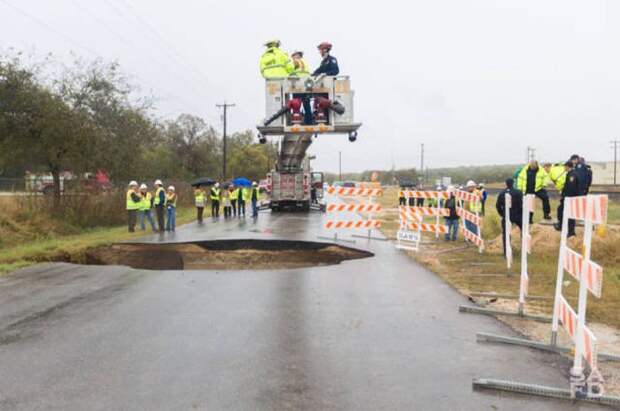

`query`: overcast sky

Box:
[1,0,618,173]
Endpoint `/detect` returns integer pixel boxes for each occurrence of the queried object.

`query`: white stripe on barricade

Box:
[457,208,483,226]
[402,206,450,217]
[399,190,449,199]
[325,220,381,229]
[551,194,608,397]
[326,203,382,213]
[327,187,382,197]
[518,194,536,312]
[406,222,448,234]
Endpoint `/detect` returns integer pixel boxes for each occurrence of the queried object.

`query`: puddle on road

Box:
[83,240,373,271]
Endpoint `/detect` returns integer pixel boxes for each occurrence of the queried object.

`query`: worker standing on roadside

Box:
[222,186,232,218]
[465,180,482,234]
[210,183,221,219]
[153,179,166,232]
[242,185,251,218]
[165,186,177,232]
[259,39,294,79]
[238,186,247,218]
[443,186,459,241]
[126,181,141,232]
[554,161,579,238]
[139,183,156,232]
[478,183,488,216]
[229,185,238,217]
[517,159,551,223]
[496,178,523,256]
[312,42,339,76]
[251,181,260,218]
[194,185,206,224]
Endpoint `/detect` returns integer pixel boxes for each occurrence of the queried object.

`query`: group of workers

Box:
[126,180,262,233]
[496,154,593,255]
[193,182,260,223]
[259,39,339,79]
[126,180,176,233]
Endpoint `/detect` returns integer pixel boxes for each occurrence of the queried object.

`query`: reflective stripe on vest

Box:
[126,190,140,210]
[210,188,220,201]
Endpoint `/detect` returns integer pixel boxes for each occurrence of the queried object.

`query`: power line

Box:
[216,102,235,180]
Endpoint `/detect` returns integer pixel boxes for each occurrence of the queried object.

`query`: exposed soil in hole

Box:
[83,240,373,271]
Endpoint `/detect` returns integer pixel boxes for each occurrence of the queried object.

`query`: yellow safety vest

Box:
[259,47,294,78]
[139,192,152,211]
[195,189,206,207]
[546,164,567,191]
[517,165,548,193]
[210,187,221,201]
[229,189,238,200]
[126,190,140,211]
[154,187,164,206]
[468,190,482,213]
[291,58,310,77]
[166,193,177,208]
[242,188,251,202]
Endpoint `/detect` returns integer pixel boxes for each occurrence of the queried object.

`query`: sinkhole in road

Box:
[84,240,373,271]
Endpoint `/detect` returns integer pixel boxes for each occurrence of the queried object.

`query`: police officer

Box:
[496,178,523,256]
[554,161,579,237]
[312,42,339,76]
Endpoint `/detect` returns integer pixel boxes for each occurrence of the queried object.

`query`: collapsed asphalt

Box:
[0,208,602,410]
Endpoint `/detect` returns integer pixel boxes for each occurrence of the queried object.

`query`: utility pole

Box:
[612,140,619,185]
[339,151,342,181]
[216,102,235,180]
[420,143,425,184]
[526,146,536,162]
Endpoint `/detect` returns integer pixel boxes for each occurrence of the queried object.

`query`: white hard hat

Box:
[252,181,258,186]
[139,183,147,189]
[168,185,175,191]
[154,179,163,186]
[129,180,138,186]
[466,180,476,188]
[215,182,220,188]
[447,185,456,193]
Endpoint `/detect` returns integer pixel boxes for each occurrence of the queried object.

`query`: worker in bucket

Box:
[259,39,294,79]
[312,42,339,76]
[291,50,313,125]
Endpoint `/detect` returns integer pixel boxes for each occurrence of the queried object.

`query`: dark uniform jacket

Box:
[496,187,522,223]
[312,55,339,76]
[562,169,580,197]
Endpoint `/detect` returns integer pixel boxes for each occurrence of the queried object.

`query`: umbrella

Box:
[232,177,251,187]
[191,177,216,187]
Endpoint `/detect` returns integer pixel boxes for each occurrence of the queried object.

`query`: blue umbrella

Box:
[232,177,251,187]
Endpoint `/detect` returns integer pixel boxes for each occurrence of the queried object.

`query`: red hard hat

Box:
[317,42,332,51]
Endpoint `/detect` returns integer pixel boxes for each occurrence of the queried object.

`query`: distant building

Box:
[589,162,618,185]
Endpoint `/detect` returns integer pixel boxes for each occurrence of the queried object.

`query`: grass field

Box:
[0,201,199,275]
[378,187,620,329]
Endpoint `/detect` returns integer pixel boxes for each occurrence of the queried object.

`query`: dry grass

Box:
[377,187,620,329]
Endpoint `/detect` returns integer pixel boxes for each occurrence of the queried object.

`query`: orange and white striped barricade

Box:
[396,206,423,251]
[320,185,383,243]
[398,190,450,240]
[550,194,608,398]
[516,194,536,314]
[455,190,484,253]
[351,183,386,241]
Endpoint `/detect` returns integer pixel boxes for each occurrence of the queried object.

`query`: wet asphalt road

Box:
[0,209,603,410]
